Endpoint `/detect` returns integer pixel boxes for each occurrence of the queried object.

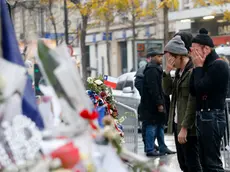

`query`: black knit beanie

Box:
[174,31,193,52]
[192,28,214,48]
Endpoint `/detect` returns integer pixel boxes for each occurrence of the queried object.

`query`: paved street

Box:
[137,134,230,171]
[137,134,181,171]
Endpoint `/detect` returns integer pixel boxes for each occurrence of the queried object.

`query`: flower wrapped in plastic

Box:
[36,41,94,134]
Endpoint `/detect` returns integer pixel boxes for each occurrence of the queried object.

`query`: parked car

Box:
[216,45,230,62]
[112,72,140,110]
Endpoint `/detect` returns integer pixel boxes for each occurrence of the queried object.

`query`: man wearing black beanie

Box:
[190,28,229,172]
[174,31,193,52]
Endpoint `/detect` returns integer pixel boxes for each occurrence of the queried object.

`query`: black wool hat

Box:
[146,48,163,58]
[192,28,214,48]
[174,31,193,52]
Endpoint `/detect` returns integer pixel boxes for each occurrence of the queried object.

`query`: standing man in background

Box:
[135,48,159,152]
[139,49,175,156]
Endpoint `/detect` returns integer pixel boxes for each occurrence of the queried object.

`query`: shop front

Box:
[191,16,230,46]
[135,40,164,69]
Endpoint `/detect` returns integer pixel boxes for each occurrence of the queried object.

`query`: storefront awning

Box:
[212,35,230,46]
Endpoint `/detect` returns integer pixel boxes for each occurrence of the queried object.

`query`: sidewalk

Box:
[138,134,230,171]
[138,134,181,171]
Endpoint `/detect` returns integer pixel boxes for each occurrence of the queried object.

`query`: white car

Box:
[215,45,230,60]
[112,72,140,110]
[215,46,230,56]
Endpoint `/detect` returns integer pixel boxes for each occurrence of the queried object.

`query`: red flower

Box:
[100,91,107,98]
[51,142,80,169]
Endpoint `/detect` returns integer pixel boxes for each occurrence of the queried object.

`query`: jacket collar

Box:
[175,58,193,79]
[145,60,162,72]
[203,50,219,68]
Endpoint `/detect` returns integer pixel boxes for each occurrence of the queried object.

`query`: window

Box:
[116,81,126,90]
[183,0,192,10]
[116,75,127,90]
[123,80,134,90]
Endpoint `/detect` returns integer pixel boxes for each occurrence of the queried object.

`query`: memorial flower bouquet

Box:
[86,77,124,143]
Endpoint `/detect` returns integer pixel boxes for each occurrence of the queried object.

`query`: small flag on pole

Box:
[1,0,44,129]
[103,75,117,89]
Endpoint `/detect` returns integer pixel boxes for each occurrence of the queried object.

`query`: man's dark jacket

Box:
[139,61,165,123]
[135,65,146,96]
[190,50,229,110]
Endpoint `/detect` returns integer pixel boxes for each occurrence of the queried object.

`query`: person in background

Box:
[135,48,159,152]
[139,49,175,157]
[163,35,202,172]
[190,28,229,172]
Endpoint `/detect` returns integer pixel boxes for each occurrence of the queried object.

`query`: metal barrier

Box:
[115,101,138,153]
[223,99,230,171]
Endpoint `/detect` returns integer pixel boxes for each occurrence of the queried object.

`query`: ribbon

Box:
[80,109,99,130]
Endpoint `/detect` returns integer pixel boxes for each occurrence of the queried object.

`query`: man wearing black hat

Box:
[139,48,174,157]
[190,28,229,172]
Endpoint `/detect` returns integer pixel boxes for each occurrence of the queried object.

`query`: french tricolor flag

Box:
[103,75,118,89]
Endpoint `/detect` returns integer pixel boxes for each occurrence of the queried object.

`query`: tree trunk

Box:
[80,15,88,86]
[163,6,169,46]
[64,0,69,45]
[40,8,45,37]
[48,0,58,46]
[105,20,111,76]
[163,6,169,69]
[132,16,136,71]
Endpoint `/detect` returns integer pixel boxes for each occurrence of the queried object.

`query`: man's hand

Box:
[191,48,205,67]
[158,105,164,112]
[178,127,188,144]
[165,53,175,73]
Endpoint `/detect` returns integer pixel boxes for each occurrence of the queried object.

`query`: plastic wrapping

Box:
[36,41,91,129]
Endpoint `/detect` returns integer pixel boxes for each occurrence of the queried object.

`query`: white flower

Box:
[87,77,93,83]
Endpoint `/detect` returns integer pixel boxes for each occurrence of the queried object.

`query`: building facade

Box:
[86,0,230,77]
[170,0,230,45]
[11,0,230,77]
